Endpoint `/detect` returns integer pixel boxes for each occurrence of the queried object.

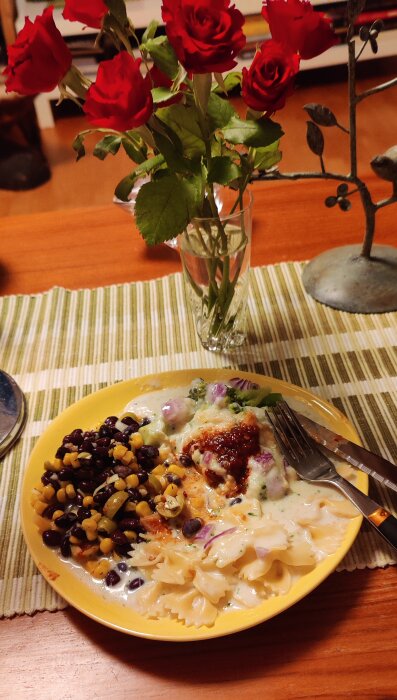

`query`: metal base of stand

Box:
[302,244,397,313]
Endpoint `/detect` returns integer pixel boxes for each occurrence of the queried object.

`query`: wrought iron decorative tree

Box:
[262,0,397,313]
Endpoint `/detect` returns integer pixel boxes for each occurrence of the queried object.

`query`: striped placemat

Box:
[0,262,396,617]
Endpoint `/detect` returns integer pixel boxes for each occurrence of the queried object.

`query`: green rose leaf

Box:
[152,86,178,104]
[206,92,236,131]
[213,71,242,95]
[122,136,147,164]
[73,133,86,161]
[142,19,159,43]
[222,115,283,148]
[207,156,241,185]
[152,130,192,174]
[135,172,200,244]
[254,141,282,171]
[142,36,179,79]
[93,135,122,160]
[104,0,128,27]
[156,104,206,158]
[114,154,165,201]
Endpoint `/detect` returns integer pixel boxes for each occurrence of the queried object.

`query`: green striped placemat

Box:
[0,262,396,617]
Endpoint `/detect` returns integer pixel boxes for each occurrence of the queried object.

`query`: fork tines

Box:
[267,401,314,462]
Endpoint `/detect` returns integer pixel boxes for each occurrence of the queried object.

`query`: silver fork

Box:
[267,401,397,553]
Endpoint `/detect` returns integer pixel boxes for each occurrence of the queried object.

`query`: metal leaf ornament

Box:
[306,122,324,156]
[371,146,397,183]
[303,103,337,127]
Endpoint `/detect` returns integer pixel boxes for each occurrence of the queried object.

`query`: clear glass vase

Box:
[179,189,252,352]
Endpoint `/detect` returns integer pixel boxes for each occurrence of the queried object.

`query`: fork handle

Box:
[333,474,397,552]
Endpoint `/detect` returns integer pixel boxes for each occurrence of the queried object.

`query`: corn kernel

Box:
[124,530,137,542]
[42,484,55,501]
[114,478,127,491]
[124,502,136,513]
[126,474,139,489]
[152,465,166,476]
[52,458,63,472]
[69,535,81,544]
[91,512,102,523]
[56,488,67,504]
[33,500,48,515]
[82,517,98,531]
[52,509,64,521]
[85,560,98,574]
[164,483,179,497]
[167,464,186,478]
[99,538,114,554]
[158,445,171,462]
[113,444,128,460]
[135,501,152,517]
[93,559,111,579]
[86,529,98,542]
[63,452,76,466]
[83,496,94,507]
[121,450,134,466]
[129,433,143,449]
[65,484,76,499]
[190,496,204,509]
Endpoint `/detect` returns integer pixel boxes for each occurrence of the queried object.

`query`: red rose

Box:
[241,40,299,113]
[63,0,108,30]
[4,6,72,95]
[83,53,153,131]
[161,0,246,74]
[262,0,338,60]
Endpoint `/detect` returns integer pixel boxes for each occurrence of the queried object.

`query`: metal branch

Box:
[356,77,397,103]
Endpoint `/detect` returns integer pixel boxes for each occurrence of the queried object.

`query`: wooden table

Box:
[1,178,397,699]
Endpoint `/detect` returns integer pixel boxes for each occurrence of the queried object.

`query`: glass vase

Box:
[179,189,252,352]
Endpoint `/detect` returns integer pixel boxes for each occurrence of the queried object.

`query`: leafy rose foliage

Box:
[262,0,338,60]
[3,0,337,245]
[83,54,153,130]
[63,0,108,29]
[161,0,246,73]
[3,6,72,95]
[241,40,300,113]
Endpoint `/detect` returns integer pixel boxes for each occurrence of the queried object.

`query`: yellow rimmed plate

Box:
[21,369,367,641]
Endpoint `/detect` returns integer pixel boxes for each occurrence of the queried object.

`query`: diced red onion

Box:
[206,382,227,404]
[202,450,213,465]
[228,377,259,391]
[203,527,237,550]
[194,523,214,541]
[255,546,269,559]
[251,451,274,473]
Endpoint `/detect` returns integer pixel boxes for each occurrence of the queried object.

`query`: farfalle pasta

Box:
[32,378,358,628]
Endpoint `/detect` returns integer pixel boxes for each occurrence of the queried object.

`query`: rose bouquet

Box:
[4,0,336,349]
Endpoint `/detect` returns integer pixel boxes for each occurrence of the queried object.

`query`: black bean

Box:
[58,467,74,481]
[166,473,182,485]
[41,470,55,486]
[178,453,193,467]
[42,503,63,519]
[182,518,203,538]
[114,465,133,479]
[135,445,159,471]
[136,471,148,484]
[127,488,141,502]
[105,569,121,587]
[139,417,151,427]
[70,525,85,540]
[42,530,62,547]
[75,493,84,506]
[118,518,140,532]
[60,536,72,558]
[69,429,84,445]
[98,425,114,438]
[229,497,242,505]
[111,530,129,546]
[116,543,133,557]
[80,440,94,453]
[104,416,118,427]
[117,562,128,572]
[113,431,129,444]
[78,480,97,493]
[127,577,145,591]
[55,445,68,459]
[123,424,139,436]
[54,512,78,529]
[76,506,92,522]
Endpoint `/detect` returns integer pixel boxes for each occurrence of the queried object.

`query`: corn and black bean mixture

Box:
[31,413,195,589]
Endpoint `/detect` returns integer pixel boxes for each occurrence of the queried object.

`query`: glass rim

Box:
[190,189,253,223]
